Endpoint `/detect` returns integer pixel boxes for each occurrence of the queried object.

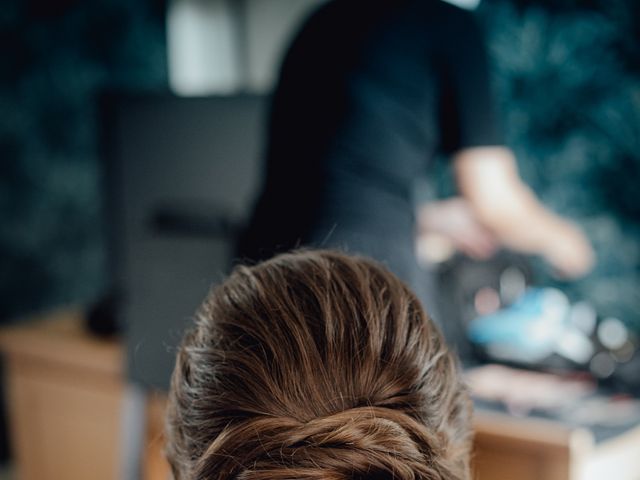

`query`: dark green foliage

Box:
[477,0,639,327]
[0,1,167,321]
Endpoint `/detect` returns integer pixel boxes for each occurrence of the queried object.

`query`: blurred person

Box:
[166,250,472,480]
[237,0,594,311]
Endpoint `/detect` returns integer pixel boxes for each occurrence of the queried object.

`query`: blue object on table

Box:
[467,288,570,363]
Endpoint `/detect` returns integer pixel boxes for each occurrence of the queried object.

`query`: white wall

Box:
[167,0,326,95]
[245,0,326,91]
[167,0,242,95]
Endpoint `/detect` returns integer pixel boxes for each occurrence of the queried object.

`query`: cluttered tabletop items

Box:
[431,250,640,479]
[461,273,640,480]
[468,364,640,443]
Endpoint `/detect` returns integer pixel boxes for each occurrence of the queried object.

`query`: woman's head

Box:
[166,250,471,480]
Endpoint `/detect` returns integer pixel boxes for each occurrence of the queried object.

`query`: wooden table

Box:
[2,310,639,480]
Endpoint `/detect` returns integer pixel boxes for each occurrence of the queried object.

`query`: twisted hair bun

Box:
[166,250,471,480]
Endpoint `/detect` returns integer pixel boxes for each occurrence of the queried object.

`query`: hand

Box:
[452,148,595,277]
[417,198,499,260]
[542,221,595,279]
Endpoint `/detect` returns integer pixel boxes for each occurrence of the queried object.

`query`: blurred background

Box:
[0,0,639,478]
[2,0,639,332]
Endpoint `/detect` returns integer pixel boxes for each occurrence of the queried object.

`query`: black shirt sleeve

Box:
[438,7,504,155]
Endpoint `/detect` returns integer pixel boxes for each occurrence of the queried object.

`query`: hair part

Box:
[166,250,472,480]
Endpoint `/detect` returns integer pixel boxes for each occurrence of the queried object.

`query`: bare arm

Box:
[453,146,594,278]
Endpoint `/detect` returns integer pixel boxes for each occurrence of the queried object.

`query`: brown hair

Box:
[166,250,472,480]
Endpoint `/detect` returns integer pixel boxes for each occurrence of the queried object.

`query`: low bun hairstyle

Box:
[166,250,472,480]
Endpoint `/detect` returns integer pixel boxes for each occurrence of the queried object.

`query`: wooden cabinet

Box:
[0,310,124,480]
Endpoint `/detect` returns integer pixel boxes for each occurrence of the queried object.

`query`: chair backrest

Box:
[100,92,266,390]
